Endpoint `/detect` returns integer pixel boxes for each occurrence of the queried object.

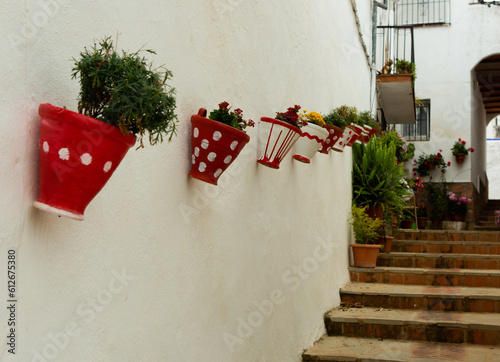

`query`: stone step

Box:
[395,230,500,242]
[474,225,500,232]
[349,266,500,288]
[377,252,500,269]
[324,307,500,345]
[391,239,500,254]
[302,336,500,361]
[340,283,500,312]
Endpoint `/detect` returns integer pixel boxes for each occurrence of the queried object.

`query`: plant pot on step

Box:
[400,219,414,229]
[319,125,344,154]
[417,216,428,229]
[451,213,465,222]
[189,108,250,185]
[378,235,393,253]
[292,123,329,163]
[350,244,380,267]
[33,104,136,220]
[257,117,301,169]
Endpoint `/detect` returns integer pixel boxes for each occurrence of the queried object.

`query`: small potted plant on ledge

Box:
[413,151,450,177]
[451,138,474,164]
[34,36,177,220]
[189,102,254,185]
[319,106,350,153]
[350,205,384,267]
[292,110,329,163]
[257,105,305,169]
[447,192,472,222]
[417,203,428,229]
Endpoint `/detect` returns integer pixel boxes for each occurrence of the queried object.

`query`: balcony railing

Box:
[376,26,414,73]
[395,0,451,26]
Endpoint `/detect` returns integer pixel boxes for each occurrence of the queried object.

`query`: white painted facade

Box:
[397,2,500,191]
[487,118,500,199]
[0,1,375,360]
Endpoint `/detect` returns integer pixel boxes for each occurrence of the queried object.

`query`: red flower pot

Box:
[319,125,344,154]
[455,154,466,164]
[346,125,363,146]
[257,117,301,169]
[34,104,136,220]
[188,108,250,185]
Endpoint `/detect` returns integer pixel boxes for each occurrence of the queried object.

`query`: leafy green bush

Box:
[72,36,177,147]
[350,205,383,244]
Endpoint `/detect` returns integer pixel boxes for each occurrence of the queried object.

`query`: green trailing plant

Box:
[72,36,177,147]
[402,208,415,221]
[395,58,416,76]
[350,205,384,244]
[208,102,255,132]
[352,138,407,213]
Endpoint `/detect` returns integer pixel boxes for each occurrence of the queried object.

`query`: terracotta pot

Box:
[292,123,329,163]
[417,217,428,229]
[33,103,136,220]
[451,213,465,222]
[378,236,394,253]
[350,244,380,268]
[400,219,414,229]
[367,205,384,220]
[455,153,466,164]
[257,117,301,169]
[428,163,436,171]
[319,124,344,154]
[188,108,250,185]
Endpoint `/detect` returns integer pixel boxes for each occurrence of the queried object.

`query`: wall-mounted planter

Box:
[319,125,344,154]
[455,153,466,164]
[257,117,301,169]
[188,108,250,185]
[346,125,363,146]
[33,104,136,220]
[362,125,373,143]
[292,123,329,163]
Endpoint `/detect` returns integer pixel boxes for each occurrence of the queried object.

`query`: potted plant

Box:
[257,105,304,169]
[417,202,428,229]
[189,102,254,185]
[320,106,349,153]
[352,138,407,221]
[349,205,384,267]
[400,208,415,229]
[413,151,450,177]
[427,182,449,228]
[34,37,177,220]
[451,138,475,164]
[447,192,472,222]
[343,106,364,146]
[395,58,416,78]
[358,111,380,142]
[291,110,329,163]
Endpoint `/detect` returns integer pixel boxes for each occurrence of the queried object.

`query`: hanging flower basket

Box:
[319,125,344,154]
[188,108,250,185]
[33,104,136,220]
[292,123,329,163]
[257,117,301,169]
[455,153,466,164]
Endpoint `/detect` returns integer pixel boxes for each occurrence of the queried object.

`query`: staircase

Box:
[475,199,500,231]
[303,230,500,361]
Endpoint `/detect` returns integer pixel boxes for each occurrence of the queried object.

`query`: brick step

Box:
[349,266,500,287]
[395,230,500,242]
[324,307,500,345]
[391,239,500,254]
[377,252,500,269]
[340,283,500,312]
[474,225,500,231]
[302,336,500,361]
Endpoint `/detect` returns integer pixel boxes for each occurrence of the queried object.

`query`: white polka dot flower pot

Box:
[257,117,301,169]
[33,104,136,220]
[189,108,250,185]
[292,123,329,163]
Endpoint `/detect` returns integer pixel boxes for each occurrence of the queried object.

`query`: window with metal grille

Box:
[395,0,451,26]
[398,99,430,141]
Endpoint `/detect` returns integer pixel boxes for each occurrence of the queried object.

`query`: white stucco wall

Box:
[405,2,500,187]
[487,118,500,199]
[0,1,373,361]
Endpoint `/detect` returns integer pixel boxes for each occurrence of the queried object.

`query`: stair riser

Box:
[396,232,500,242]
[350,271,500,288]
[325,320,500,345]
[391,243,500,254]
[340,293,500,313]
[377,256,500,269]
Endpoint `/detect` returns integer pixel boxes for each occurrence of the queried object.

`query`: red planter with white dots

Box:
[34,104,136,220]
[188,108,250,185]
[319,125,344,153]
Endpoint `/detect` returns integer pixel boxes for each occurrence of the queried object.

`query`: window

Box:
[398,99,430,141]
[395,0,451,26]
